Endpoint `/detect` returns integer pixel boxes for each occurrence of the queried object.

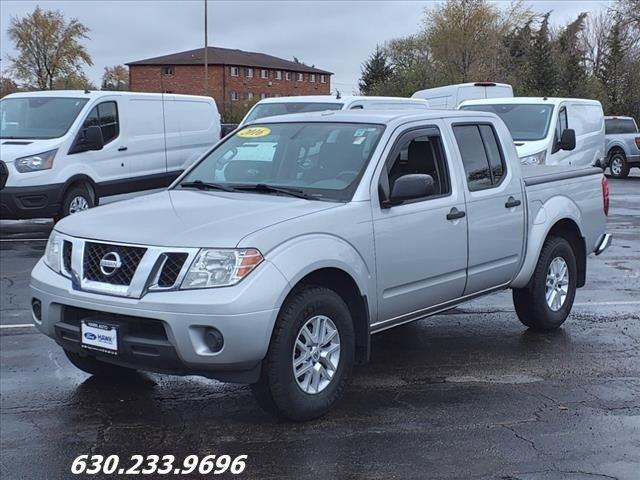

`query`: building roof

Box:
[127,46,332,74]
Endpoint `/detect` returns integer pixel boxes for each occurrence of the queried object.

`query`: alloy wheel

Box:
[292,315,341,394]
[545,256,569,312]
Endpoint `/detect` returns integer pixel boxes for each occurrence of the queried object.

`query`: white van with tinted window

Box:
[239,95,429,126]
[459,97,605,167]
[0,90,220,220]
[412,82,513,108]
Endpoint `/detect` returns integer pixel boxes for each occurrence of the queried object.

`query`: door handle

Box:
[118,146,128,151]
[505,197,521,208]
[446,207,466,221]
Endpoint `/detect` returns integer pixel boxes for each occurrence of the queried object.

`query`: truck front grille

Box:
[84,242,147,286]
[157,253,189,288]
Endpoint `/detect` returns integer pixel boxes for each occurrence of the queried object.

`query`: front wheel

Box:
[251,286,355,421]
[57,184,96,220]
[609,152,629,178]
[513,236,577,331]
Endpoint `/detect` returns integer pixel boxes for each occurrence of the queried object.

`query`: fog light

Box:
[31,298,42,322]
[204,327,224,353]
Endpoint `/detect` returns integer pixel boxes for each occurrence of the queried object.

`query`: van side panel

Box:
[125,97,168,181]
[169,98,220,170]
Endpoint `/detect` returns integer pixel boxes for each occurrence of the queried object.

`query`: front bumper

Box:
[30,258,289,383]
[0,183,64,219]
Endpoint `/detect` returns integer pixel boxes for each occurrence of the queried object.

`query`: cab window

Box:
[381,129,451,203]
[453,123,507,191]
[81,101,119,144]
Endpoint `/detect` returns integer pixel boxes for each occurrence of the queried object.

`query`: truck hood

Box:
[514,139,548,159]
[0,138,63,162]
[55,190,341,248]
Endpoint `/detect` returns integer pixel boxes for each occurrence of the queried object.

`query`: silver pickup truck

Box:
[604,116,640,178]
[30,110,611,420]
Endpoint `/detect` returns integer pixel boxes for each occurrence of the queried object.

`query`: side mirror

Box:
[83,125,104,151]
[384,174,435,207]
[559,128,576,151]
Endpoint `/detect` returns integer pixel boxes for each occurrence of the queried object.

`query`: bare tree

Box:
[102,65,129,91]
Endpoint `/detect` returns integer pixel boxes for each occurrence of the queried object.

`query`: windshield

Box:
[244,102,343,123]
[0,97,88,139]
[179,122,385,201]
[460,104,554,141]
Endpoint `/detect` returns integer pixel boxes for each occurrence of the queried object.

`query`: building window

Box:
[246,92,254,100]
[320,75,326,83]
[230,66,239,77]
[245,68,253,78]
[275,70,282,80]
[161,65,175,75]
[260,93,267,99]
[230,91,239,101]
[261,69,269,79]
[297,73,304,82]
[310,74,316,83]
[285,72,291,81]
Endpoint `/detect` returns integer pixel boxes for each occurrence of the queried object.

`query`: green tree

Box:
[102,65,129,91]
[598,18,630,114]
[523,12,558,95]
[53,71,96,90]
[358,45,393,95]
[8,6,92,90]
[555,13,589,97]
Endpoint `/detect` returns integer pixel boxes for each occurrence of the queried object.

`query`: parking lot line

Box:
[0,324,35,329]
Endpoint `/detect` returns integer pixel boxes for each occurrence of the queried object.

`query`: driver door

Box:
[371,125,468,328]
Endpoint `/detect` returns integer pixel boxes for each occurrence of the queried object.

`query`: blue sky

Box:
[1,1,612,93]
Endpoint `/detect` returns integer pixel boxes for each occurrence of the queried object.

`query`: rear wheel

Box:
[251,286,355,421]
[513,236,577,331]
[609,151,629,178]
[64,350,136,377]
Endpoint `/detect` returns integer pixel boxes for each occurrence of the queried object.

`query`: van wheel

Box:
[609,151,629,178]
[513,236,577,331]
[64,350,136,377]
[251,286,355,421]
[58,184,96,220]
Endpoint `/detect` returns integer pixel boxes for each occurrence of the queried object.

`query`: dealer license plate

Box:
[81,320,118,354]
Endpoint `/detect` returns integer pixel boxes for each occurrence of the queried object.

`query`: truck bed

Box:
[521,165,603,186]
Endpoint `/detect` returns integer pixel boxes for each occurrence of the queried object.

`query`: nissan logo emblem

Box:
[99,252,122,276]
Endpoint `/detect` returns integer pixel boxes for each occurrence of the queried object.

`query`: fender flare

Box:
[266,233,376,321]
[511,197,583,288]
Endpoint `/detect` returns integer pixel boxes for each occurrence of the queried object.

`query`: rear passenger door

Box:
[372,124,468,327]
[451,121,525,294]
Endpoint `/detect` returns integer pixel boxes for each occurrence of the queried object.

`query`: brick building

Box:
[127,46,332,120]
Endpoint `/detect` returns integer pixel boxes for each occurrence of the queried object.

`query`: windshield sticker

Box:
[237,126,271,138]
[353,137,366,145]
[354,129,366,137]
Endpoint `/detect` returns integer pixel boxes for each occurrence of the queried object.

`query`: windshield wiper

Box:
[234,183,318,200]
[180,180,237,192]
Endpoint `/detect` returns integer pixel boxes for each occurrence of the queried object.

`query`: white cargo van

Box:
[411,82,513,109]
[459,97,605,167]
[0,91,220,219]
[239,95,429,126]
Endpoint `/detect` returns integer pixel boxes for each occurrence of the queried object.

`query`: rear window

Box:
[605,118,638,134]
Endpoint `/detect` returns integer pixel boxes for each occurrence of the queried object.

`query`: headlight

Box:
[15,149,57,173]
[181,248,263,289]
[520,150,546,165]
[44,231,62,273]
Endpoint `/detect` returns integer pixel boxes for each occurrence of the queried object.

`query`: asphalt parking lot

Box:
[1,174,639,480]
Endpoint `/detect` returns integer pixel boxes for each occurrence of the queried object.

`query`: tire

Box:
[513,236,577,331]
[251,286,355,421]
[64,350,136,377]
[57,184,96,220]
[609,151,630,179]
